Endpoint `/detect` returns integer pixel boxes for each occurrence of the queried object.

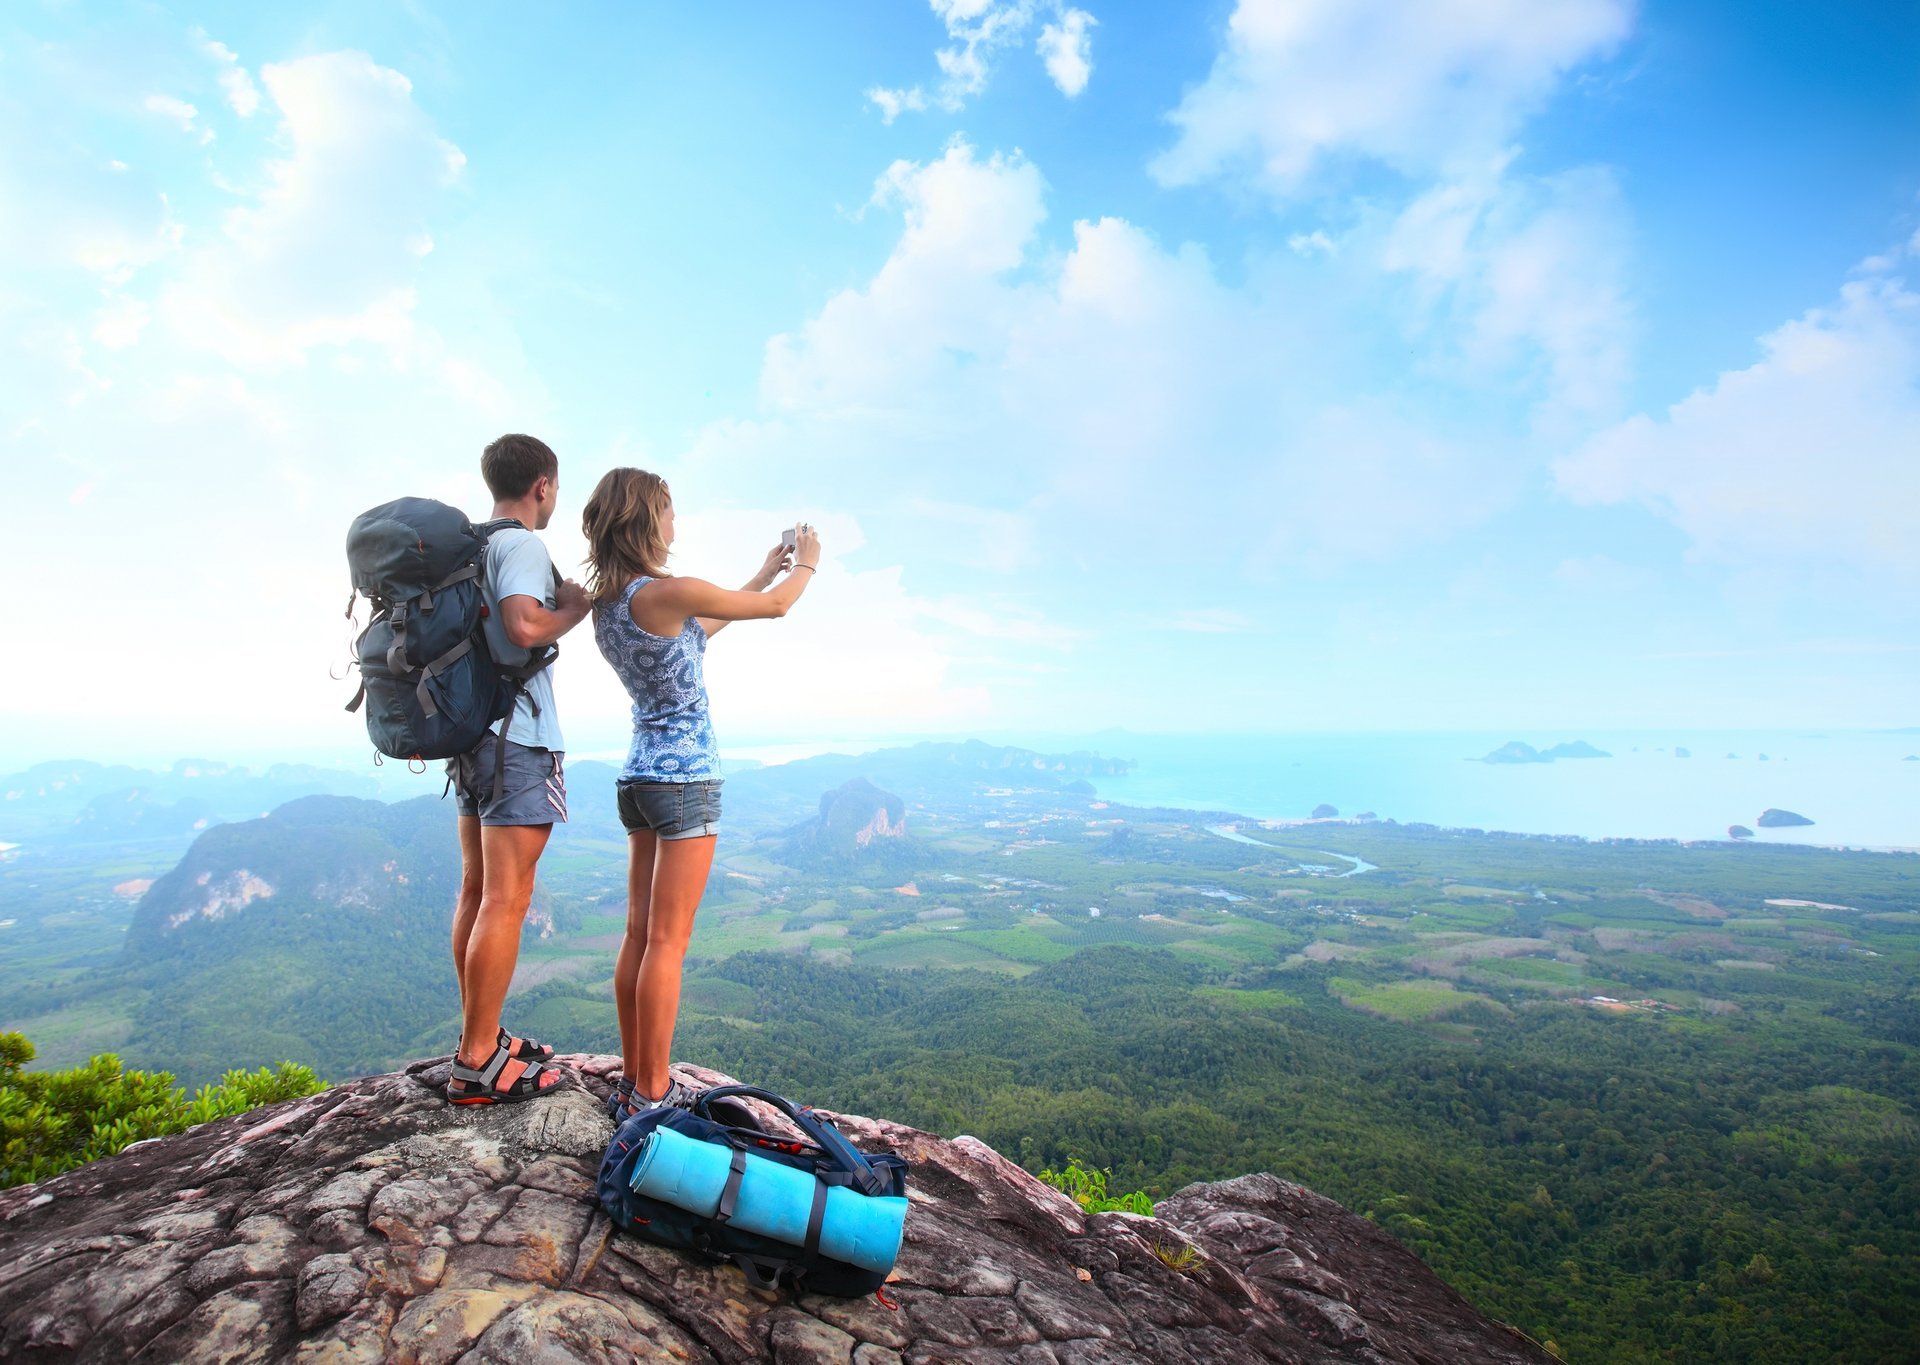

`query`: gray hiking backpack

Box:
[343,498,555,781]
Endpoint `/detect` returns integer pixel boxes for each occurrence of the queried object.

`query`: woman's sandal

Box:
[608,1073,699,1122]
[607,1075,639,1123]
[447,1040,562,1106]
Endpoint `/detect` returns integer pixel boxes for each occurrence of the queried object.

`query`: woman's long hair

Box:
[582,467,672,604]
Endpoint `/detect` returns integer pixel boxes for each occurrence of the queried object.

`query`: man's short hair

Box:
[481,434,559,501]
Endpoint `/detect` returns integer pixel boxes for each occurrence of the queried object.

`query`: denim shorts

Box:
[449,740,567,826]
[616,779,722,840]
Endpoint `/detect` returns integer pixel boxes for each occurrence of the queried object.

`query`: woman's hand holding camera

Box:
[790,523,821,572]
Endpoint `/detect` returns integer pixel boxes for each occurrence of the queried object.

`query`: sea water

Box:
[1000,730,1920,850]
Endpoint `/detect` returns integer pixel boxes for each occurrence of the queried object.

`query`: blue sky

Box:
[2,0,1916,766]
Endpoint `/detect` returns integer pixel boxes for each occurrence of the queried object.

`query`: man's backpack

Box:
[598,1085,910,1296]
[343,498,556,781]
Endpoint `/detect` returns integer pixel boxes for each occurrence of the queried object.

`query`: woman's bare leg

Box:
[616,830,657,1083]
[630,833,717,1100]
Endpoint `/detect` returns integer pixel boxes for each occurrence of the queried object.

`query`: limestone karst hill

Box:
[0,1058,1555,1364]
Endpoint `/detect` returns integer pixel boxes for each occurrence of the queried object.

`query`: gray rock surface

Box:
[0,1057,1554,1363]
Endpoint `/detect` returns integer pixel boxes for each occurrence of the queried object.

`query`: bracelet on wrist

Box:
[795,563,818,573]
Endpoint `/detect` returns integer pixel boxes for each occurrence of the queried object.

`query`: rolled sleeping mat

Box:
[629,1125,907,1273]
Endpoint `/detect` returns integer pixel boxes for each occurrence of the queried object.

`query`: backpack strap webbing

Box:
[488,643,559,805]
[803,1178,829,1263]
[415,637,476,720]
[715,1147,748,1225]
[732,1256,790,1292]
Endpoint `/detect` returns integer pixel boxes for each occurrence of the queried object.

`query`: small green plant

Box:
[1037,1157,1155,1215]
[0,1032,325,1190]
[1150,1240,1207,1274]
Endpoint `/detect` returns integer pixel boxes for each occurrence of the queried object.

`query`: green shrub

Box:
[0,1032,324,1189]
[1038,1157,1155,1215]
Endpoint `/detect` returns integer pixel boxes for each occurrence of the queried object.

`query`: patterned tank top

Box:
[593,577,720,782]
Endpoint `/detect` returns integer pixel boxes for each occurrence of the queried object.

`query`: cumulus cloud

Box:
[866,86,928,125]
[0,38,544,749]
[726,142,1530,579]
[1384,157,1633,417]
[1152,0,1633,193]
[1556,260,1920,581]
[197,34,263,117]
[868,0,1097,119]
[763,140,1047,415]
[161,51,475,377]
[1036,8,1096,97]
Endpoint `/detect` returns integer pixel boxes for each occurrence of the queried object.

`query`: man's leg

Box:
[451,814,484,1009]
[457,822,552,1069]
[630,834,717,1101]
[615,830,658,1084]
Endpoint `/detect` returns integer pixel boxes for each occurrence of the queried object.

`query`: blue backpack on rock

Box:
[597,1085,910,1296]
[343,498,555,782]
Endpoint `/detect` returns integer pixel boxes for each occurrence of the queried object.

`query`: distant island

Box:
[1756,808,1814,828]
[1481,740,1612,764]
[1728,825,1754,840]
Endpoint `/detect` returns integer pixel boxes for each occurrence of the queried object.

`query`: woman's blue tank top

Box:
[593,577,720,782]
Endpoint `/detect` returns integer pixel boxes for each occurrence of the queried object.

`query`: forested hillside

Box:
[1,744,1915,1361]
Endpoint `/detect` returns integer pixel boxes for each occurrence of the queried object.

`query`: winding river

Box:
[1205,824,1378,877]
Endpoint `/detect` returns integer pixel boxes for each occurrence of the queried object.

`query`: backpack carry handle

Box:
[694,1085,898,1196]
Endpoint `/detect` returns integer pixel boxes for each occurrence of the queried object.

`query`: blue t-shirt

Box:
[481,525,563,752]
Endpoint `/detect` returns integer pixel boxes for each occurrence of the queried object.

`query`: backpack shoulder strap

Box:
[694,1086,896,1195]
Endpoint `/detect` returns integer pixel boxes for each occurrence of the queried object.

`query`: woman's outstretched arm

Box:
[634,527,821,637]
[697,540,795,638]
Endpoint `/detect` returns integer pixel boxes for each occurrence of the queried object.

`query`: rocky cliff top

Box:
[0,1057,1553,1364]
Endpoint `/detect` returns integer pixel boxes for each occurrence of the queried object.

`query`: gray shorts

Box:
[617,779,722,840]
[449,738,568,826]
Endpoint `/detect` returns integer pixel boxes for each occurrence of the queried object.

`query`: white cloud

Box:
[866,86,928,125]
[219,65,262,119]
[723,142,1532,580]
[763,140,1046,416]
[1556,263,1920,581]
[0,105,181,284]
[1036,8,1096,97]
[91,297,152,350]
[1152,0,1633,193]
[143,94,201,131]
[159,51,477,381]
[1287,230,1336,257]
[1384,157,1633,417]
[868,1,1096,119]
[0,37,550,749]
[197,33,263,117]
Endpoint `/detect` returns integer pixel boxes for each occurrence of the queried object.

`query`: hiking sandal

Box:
[447,1040,561,1106]
[607,1075,638,1123]
[449,1027,555,1067]
[499,1026,554,1063]
[610,1073,698,1121]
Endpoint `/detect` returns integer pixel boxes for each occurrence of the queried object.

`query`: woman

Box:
[580,468,821,1115]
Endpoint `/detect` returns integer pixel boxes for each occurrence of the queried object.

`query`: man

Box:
[446,434,591,1104]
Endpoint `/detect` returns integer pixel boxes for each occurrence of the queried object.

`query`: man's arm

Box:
[500,579,590,649]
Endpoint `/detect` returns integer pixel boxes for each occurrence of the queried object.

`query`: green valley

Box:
[1,743,1915,1362]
